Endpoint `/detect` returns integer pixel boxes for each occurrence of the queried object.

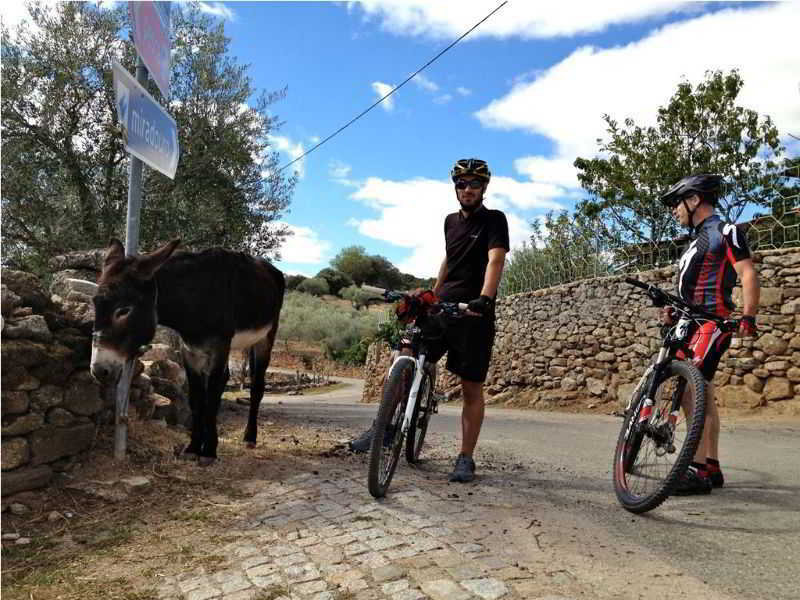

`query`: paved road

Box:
[157,377,799,600]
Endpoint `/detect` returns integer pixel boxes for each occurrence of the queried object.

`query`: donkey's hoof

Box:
[245,441,256,449]
[177,447,199,461]
[198,456,217,467]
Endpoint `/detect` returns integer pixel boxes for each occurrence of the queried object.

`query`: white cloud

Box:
[355,0,691,40]
[277,223,331,264]
[197,2,236,21]
[433,94,453,105]
[456,86,472,96]
[268,134,306,178]
[412,73,439,92]
[371,81,395,111]
[348,176,558,276]
[329,160,360,187]
[514,155,580,189]
[476,4,800,177]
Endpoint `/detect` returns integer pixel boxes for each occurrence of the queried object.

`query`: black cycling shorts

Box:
[424,312,496,383]
[678,321,732,382]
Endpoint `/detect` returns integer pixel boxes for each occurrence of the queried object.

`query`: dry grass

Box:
[1,406,357,600]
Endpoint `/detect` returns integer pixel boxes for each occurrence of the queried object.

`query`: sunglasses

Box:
[455,179,484,190]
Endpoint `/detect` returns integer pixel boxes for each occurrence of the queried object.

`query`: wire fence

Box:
[499,166,800,297]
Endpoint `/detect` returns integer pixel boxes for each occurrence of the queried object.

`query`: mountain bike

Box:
[361,286,467,498]
[613,277,740,513]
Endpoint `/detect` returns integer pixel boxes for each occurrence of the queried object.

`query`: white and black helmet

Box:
[660,174,723,208]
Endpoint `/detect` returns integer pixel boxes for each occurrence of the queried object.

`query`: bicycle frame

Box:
[387,353,427,437]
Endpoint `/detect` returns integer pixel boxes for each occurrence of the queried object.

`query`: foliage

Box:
[315,267,353,296]
[340,284,381,309]
[1,2,295,273]
[499,210,610,296]
[297,277,329,296]
[373,318,405,348]
[330,245,405,289]
[574,70,784,245]
[285,274,307,291]
[277,291,384,365]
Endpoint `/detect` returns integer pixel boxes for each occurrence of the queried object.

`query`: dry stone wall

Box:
[362,248,800,415]
[2,267,104,496]
[2,250,191,497]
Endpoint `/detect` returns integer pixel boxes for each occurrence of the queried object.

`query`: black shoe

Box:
[673,467,712,496]
[348,423,375,453]
[709,470,724,488]
[449,453,476,483]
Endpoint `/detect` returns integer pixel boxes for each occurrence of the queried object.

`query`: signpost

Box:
[112,59,179,179]
[110,1,176,460]
[129,1,171,99]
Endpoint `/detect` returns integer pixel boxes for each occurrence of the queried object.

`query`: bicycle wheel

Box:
[406,372,433,464]
[612,360,707,514]
[368,360,414,498]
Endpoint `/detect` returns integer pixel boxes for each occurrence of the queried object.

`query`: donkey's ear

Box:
[104,239,126,268]
[136,239,181,279]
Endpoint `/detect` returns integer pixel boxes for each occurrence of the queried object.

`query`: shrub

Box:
[297,277,329,296]
[315,268,353,296]
[285,274,307,291]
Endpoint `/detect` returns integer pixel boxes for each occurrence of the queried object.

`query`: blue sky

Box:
[3,2,799,278]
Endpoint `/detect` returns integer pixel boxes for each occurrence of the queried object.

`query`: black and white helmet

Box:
[660,174,723,208]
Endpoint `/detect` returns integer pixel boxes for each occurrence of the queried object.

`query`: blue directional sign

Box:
[113,60,179,179]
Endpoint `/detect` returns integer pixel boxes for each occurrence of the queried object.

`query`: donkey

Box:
[90,239,285,465]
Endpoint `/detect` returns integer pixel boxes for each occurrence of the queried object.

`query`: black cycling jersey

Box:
[676,214,751,317]
[439,205,510,303]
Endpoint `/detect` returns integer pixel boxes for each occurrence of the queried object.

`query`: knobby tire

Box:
[406,372,433,464]
[368,360,414,498]
[612,360,707,514]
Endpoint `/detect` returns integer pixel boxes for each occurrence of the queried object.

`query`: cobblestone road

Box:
[154,458,583,600]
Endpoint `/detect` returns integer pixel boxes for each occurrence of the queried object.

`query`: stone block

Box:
[1,465,52,496]
[763,378,793,401]
[743,373,764,393]
[2,437,30,471]
[788,367,800,383]
[2,391,29,415]
[63,370,102,416]
[2,413,44,436]
[2,315,52,343]
[29,423,95,465]
[716,385,763,409]
[29,343,75,385]
[30,385,64,411]
[755,333,789,356]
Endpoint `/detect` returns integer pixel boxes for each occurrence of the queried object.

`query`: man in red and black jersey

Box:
[660,174,760,495]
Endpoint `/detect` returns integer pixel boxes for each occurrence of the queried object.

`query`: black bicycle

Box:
[613,277,740,513]
[361,286,467,498]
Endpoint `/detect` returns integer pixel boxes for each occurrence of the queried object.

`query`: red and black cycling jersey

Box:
[677,214,750,317]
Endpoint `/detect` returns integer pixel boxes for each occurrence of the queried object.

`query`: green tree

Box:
[1,2,295,273]
[297,277,329,296]
[574,70,784,245]
[330,246,373,286]
[315,268,353,296]
[285,274,307,291]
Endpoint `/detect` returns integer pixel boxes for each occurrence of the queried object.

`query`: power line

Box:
[278,1,509,173]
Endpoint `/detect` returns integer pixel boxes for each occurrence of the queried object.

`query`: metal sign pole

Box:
[114,55,149,461]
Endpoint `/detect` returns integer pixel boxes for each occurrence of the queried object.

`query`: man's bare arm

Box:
[432,257,448,297]
[480,247,507,299]
[733,258,760,317]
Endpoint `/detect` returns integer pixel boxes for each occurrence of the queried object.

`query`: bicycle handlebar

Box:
[359,285,469,314]
[624,277,738,329]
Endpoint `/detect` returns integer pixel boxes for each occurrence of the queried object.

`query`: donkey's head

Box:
[90,238,180,382]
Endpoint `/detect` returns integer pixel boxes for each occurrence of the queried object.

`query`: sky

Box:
[3,1,799,278]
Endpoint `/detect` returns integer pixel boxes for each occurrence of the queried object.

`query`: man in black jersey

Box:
[350,158,509,483]
[659,174,760,495]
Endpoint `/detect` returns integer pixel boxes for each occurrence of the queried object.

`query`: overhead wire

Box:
[277,1,509,173]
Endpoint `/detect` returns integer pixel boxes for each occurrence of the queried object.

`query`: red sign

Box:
[130,1,171,99]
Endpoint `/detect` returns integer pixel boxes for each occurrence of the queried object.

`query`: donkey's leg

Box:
[181,362,206,459]
[198,345,231,466]
[244,340,269,448]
